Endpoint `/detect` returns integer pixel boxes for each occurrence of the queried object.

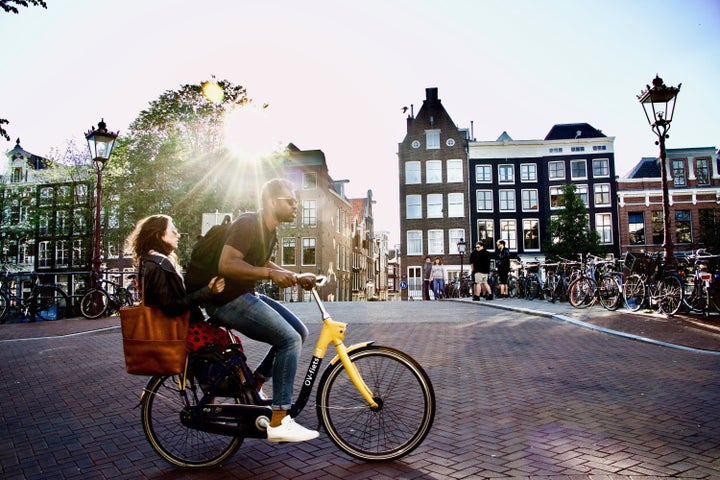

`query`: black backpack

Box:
[185,216,232,293]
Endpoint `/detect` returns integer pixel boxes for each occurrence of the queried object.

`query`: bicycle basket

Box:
[624,252,657,276]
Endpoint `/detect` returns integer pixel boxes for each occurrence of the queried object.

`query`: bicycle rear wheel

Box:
[623,274,646,311]
[507,275,518,298]
[597,275,621,311]
[317,345,435,461]
[141,374,243,468]
[34,286,68,321]
[80,289,109,319]
[0,292,8,323]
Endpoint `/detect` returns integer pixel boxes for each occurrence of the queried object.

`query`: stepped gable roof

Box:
[544,123,606,140]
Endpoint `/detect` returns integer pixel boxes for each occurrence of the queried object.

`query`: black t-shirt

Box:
[469,249,490,274]
[216,212,276,304]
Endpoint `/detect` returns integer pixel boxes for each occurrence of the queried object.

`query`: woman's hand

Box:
[209,276,225,294]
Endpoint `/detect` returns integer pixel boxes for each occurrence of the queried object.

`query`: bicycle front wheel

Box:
[34,286,68,321]
[568,277,595,308]
[659,275,683,316]
[317,345,435,461]
[141,374,243,468]
[80,289,109,319]
[623,274,646,311]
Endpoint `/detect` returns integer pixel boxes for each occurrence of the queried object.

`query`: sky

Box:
[2,0,719,246]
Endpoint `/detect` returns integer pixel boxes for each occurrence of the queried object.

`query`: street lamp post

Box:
[457,238,467,295]
[638,75,681,267]
[85,119,119,287]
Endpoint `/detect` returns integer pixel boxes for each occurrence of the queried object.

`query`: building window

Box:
[593,184,611,206]
[571,146,585,152]
[426,160,442,183]
[521,189,539,211]
[592,158,610,177]
[428,229,444,255]
[425,130,440,150]
[593,145,607,151]
[303,172,317,190]
[570,160,587,180]
[282,238,296,266]
[75,184,88,204]
[499,190,516,212]
[628,212,645,245]
[54,240,68,267]
[520,163,537,182]
[73,212,87,234]
[301,200,317,227]
[595,213,612,244]
[39,240,50,268]
[476,190,493,212]
[447,159,463,183]
[672,160,686,187]
[499,220,517,250]
[38,212,49,235]
[406,195,422,219]
[56,210,69,235]
[449,229,464,254]
[651,211,663,244]
[548,161,565,180]
[696,158,710,185]
[405,161,420,184]
[427,194,443,218]
[498,164,514,183]
[676,210,691,243]
[475,165,492,183]
[549,186,564,209]
[523,219,540,251]
[40,187,53,206]
[406,230,422,255]
[301,238,316,265]
[576,185,588,206]
[477,220,495,250]
[549,147,563,153]
[447,193,464,217]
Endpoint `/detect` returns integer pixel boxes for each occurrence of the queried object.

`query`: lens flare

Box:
[223,104,285,160]
[202,80,225,104]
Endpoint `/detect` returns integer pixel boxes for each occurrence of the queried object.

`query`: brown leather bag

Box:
[120,277,190,375]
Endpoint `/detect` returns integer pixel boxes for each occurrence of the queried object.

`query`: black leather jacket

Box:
[141,254,213,324]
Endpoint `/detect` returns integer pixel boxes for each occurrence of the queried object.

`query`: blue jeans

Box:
[215,293,308,409]
[432,279,445,299]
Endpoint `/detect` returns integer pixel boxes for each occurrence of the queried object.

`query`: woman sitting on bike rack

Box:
[126,214,225,325]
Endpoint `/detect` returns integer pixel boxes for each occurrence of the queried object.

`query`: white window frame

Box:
[521,189,539,212]
[520,163,537,182]
[406,230,423,256]
[406,194,422,219]
[570,159,587,180]
[476,190,493,212]
[426,193,443,218]
[592,158,609,178]
[447,159,463,183]
[499,219,517,250]
[595,213,613,244]
[594,183,611,206]
[498,189,516,212]
[498,164,514,184]
[477,220,495,251]
[447,193,464,217]
[475,165,492,183]
[428,229,444,255]
[549,186,564,209]
[548,161,565,180]
[448,229,465,254]
[425,130,440,150]
[405,161,421,184]
[522,219,540,252]
[426,160,442,183]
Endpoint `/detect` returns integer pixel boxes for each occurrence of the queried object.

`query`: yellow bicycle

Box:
[139,274,435,467]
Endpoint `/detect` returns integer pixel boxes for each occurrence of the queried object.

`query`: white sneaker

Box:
[266,416,319,443]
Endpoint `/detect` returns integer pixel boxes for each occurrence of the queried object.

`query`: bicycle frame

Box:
[142,275,378,435]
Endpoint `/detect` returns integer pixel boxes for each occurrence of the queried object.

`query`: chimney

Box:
[425,87,438,103]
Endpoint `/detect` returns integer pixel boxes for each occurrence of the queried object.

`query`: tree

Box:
[0,0,47,14]
[544,183,605,261]
[109,79,265,263]
[0,119,9,142]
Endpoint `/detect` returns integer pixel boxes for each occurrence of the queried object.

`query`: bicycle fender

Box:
[328,341,375,366]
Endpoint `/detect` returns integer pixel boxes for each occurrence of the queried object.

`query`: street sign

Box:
[400,281,407,289]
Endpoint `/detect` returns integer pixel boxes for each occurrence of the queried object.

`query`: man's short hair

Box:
[261,178,295,208]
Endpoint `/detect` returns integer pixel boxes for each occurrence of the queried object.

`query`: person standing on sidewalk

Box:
[422,256,433,300]
[469,241,492,301]
[496,240,511,298]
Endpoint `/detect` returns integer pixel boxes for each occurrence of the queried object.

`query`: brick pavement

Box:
[1,301,719,479]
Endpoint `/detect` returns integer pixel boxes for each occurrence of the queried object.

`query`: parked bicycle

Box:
[681,249,720,317]
[0,269,69,323]
[622,251,683,315]
[80,276,138,319]
[567,255,622,310]
[446,273,472,298]
[139,274,435,467]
